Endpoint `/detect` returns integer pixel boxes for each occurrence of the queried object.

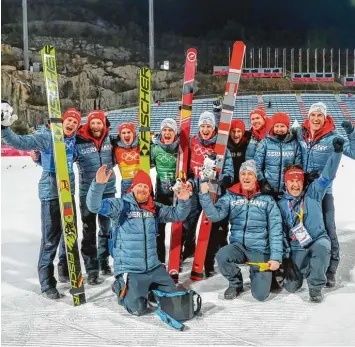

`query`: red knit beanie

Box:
[128,169,153,193]
[87,110,106,126]
[230,119,246,134]
[118,122,136,137]
[249,108,267,120]
[284,168,304,183]
[62,108,82,125]
[272,112,290,129]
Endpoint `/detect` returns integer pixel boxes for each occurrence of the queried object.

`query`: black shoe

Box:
[87,272,102,285]
[309,288,324,303]
[43,288,63,300]
[205,270,217,278]
[100,264,113,276]
[326,272,336,288]
[58,275,70,283]
[224,286,242,300]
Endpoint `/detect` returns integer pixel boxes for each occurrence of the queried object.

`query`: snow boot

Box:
[87,272,102,285]
[326,272,336,288]
[224,286,242,300]
[309,288,324,303]
[100,260,113,276]
[43,288,63,300]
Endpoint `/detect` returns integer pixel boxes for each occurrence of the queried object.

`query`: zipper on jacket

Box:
[277,142,283,192]
[242,202,250,247]
[142,215,148,271]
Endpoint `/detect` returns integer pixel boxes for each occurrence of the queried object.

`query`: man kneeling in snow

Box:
[278,137,344,302]
[199,160,283,301]
[86,167,191,315]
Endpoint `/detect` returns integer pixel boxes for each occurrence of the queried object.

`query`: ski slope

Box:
[1,156,355,346]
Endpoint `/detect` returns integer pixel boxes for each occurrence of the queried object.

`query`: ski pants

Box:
[79,192,114,274]
[284,237,331,293]
[112,264,177,316]
[155,181,174,264]
[38,197,75,293]
[322,193,339,275]
[216,242,272,301]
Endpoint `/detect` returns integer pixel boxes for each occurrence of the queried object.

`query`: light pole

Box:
[149,0,155,70]
[22,0,29,71]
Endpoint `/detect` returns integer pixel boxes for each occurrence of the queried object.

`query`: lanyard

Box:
[289,199,305,224]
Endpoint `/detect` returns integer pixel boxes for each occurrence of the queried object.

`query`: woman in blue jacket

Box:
[1,102,81,299]
[86,167,191,316]
[199,160,283,301]
[278,137,344,302]
[255,112,302,197]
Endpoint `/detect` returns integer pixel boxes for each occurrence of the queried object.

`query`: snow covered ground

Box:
[1,156,355,346]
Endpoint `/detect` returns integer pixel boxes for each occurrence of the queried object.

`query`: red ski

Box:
[168,48,197,282]
[190,41,246,281]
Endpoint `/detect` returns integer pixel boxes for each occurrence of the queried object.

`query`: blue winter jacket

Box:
[75,131,116,197]
[245,135,260,161]
[255,132,302,192]
[86,181,191,275]
[1,126,76,201]
[295,117,355,193]
[199,187,284,262]
[278,151,342,251]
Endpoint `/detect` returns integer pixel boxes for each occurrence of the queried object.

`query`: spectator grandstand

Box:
[99,93,354,138]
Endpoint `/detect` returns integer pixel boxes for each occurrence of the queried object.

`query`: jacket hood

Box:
[77,123,109,150]
[197,132,217,147]
[228,182,260,199]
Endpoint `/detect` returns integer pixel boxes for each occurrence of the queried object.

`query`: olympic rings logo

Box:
[121,152,140,161]
[156,153,176,163]
[193,144,214,156]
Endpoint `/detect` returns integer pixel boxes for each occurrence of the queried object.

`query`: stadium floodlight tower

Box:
[22,0,29,71]
[149,0,155,70]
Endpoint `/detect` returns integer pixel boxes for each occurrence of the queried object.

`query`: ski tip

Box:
[186,48,197,62]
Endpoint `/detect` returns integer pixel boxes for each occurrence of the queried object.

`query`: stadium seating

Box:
[103,94,354,138]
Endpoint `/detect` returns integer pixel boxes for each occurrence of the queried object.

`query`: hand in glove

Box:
[260,179,274,195]
[212,98,223,112]
[332,137,345,153]
[341,120,354,135]
[200,155,217,180]
[1,100,18,128]
[304,170,320,185]
[217,174,234,188]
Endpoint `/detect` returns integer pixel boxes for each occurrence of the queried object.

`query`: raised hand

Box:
[96,164,113,184]
[175,187,190,200]
[200,182,210,194]
[1,101,18,127]
[332,137,344,153]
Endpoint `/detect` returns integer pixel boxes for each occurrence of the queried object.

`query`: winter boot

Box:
[326,272,336,288]
[224,286,242,300]
[87,272,102,285]
[100,260,113,276]
[309,288,324,303]
[58,263,70,283]
[43,287,63,300]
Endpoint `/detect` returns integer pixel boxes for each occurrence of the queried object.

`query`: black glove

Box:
[341,120,354,135]
[217,175,234,188]
[304,170,320,185]
[260,179,274,195]
[333,137,345,153]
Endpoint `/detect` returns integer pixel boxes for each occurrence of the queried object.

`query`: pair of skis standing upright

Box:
[41,41,246,306]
